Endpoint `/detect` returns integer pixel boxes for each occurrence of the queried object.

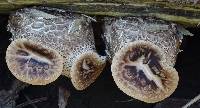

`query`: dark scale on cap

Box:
[9,14,23,29]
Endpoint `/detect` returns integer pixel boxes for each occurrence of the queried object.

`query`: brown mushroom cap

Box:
[6,38,63,85]
[70,51,106,90]
[111,40,179,103]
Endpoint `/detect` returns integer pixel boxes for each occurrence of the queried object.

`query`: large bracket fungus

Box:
[7,7,106,89]
[103,17,183,103]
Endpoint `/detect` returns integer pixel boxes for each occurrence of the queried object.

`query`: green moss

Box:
[84,12,131,16]
[0,0,200,27]
[152,13,200,27]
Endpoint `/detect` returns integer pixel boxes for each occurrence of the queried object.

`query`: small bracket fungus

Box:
[7,7,106,89]
[112,40,179,103]
[103,17,184,103]
[6,38,63,85]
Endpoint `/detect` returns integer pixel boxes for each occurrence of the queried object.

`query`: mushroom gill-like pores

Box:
[7,7,106,89]
[103,17,183,103]
[112,40,179,103]
[6,38,63,85]
[71,51,106,90]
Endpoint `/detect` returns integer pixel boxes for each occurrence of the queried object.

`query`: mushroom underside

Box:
[71,51,106,90]
[111,41,179,103]
[6,38,63,85]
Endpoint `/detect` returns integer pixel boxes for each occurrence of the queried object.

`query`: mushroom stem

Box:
[182,94,200,108]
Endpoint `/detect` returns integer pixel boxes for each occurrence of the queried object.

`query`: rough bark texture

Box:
[0,0,200,27]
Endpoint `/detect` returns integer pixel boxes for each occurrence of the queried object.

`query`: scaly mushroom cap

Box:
[112,40,179,103]
[6,38,63,85]
[71,51,106,90]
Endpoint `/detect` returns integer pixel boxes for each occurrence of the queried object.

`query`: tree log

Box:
[0,0,200,27]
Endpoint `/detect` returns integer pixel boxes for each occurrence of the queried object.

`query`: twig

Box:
[182,94,200,108]
[58,87,70,108]
[16,97,47,108]
[24,94,38,108]
[81,14,97,22]
[115,99,134,103]
[2,80,29,107]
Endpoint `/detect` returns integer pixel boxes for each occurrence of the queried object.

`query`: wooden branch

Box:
[0,0,200,27]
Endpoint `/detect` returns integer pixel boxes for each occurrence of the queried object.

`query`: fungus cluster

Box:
[6,7,183,103]
[103,17,182,103]
[7,7,106,90]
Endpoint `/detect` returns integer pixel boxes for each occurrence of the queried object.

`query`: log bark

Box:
[0,0,200,27]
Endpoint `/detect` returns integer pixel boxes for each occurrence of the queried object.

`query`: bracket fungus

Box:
[103,17,183,103]
[7,7,106,89]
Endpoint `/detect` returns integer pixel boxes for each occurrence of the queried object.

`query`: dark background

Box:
[0,15,200,108]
